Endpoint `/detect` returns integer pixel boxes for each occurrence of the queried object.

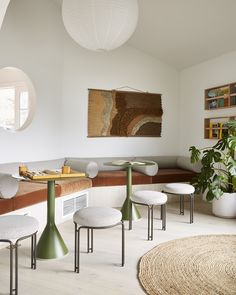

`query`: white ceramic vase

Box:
[212,193,236,218]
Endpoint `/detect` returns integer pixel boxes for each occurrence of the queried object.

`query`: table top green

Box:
[104,160,155,168]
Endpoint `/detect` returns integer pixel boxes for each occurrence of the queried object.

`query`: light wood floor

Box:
[0,201,235,295]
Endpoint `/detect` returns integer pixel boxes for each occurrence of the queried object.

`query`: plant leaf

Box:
[212,187,224,199]
[227,136,236,151]
[189,146,201,163]
[206,190,215,201]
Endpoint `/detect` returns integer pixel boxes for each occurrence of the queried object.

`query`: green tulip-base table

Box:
[15,171,85,259]
[104,161,155,221]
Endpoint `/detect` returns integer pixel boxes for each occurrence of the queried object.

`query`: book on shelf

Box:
[209,122,213,139]
[219,123,223,139]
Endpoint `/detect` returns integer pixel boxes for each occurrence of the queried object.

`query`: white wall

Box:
[0,0,180,163]
[179,50,236,156]
[0,0,64,163]
[61,35,180,157]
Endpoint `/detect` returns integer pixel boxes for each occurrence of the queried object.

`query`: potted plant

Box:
[189,120,236,218]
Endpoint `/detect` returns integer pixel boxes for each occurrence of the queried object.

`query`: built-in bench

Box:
[92,168,195,187]
[0,156,200,216]
[0,178,92,215]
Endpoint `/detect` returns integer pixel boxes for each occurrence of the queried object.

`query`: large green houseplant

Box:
[189,120,236,217]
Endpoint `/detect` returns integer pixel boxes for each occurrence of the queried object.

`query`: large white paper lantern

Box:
[0,0,10,30]
[62,0,138,51]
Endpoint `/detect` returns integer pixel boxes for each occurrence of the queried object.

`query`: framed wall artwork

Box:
[88,89,163,137]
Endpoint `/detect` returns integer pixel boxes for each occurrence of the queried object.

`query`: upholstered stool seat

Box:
[131,190,167,206]
[163,183,195,223]
[0,215,39,241]
[130,191,168,240]
[73,207,122,228]
[73,207,124,273]
[0,215,39,295]
[163,183,195,195]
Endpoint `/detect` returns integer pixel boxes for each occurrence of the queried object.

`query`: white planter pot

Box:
[212,193,236,218]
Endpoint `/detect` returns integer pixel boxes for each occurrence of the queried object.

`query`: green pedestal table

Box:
[36,180,68,259]
[15,172,85,260]
[104,161,155,221]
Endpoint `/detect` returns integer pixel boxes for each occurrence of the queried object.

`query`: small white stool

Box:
[129,191,167,240]
[162,183,195,223]
[73,207,125,273]
[0,215,39,295]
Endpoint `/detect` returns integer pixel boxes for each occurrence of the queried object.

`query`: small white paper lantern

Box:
[0,0,10,30]
[62,0,138,51]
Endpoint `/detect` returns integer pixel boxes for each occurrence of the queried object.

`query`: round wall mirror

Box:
[0,67,36,131]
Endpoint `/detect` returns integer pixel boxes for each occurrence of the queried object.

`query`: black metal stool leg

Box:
[147,206,153,241]
[87,228,93,253]
[147,206,150,240]
[180,195,184,215]
[190,194,194,223]
[31,233,37,270]
[121,221,125,266]
[74,221,125,273]
[162,204,166,230]
[9,243,13,295]
[75,227,81,273]
[74,223,77,272]
[15,243,18,295]
[150,206,153,241]
[87,228,90,253]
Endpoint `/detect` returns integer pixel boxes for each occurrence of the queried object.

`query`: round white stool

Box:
[129,191,167,240]
[162,183,195,223]
[0,215,39,295]
[73,207,125,273]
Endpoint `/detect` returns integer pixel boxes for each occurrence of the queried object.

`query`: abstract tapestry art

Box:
[88,89,163,137]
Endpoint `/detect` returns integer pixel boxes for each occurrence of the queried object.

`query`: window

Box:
[0,87,15,130]
[0,67,36,132]
[19,90,29,127]
[0,85,29,130]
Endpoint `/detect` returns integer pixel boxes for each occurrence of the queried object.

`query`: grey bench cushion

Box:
[64,159,98,178]
[0,173,19,199]
[133,159,158,176]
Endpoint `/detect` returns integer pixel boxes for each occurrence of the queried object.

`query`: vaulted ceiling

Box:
[54,0,236,69]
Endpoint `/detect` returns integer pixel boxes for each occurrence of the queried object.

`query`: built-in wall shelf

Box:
[205,82,236,110]
[204,116,236,139]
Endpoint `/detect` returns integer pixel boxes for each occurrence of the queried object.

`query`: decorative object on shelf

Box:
[218,98,225,107]
[208,100,217,109]
[62,0,138,51]
[208,90,217,98]
[190,120,236,218]
[0,0,10,30]
[88,89,163,137]
[231,95,236,106]
[204,116,236,140]
[205,82,236,110]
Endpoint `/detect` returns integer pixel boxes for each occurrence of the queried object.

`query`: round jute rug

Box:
[138,235,236,295]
